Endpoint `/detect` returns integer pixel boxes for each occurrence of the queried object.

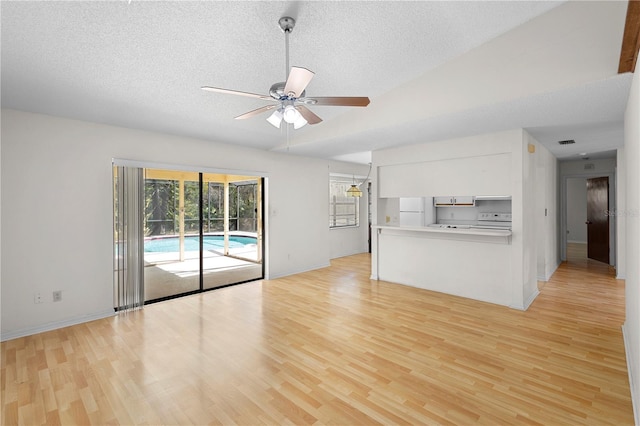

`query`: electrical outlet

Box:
[34,293,43,304]
[53,291,62,302]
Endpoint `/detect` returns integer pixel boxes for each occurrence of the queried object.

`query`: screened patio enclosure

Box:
[114,166,264,306]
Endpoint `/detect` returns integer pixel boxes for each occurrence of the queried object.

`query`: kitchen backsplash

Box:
[436,200,512,224]
[382,197,512,227]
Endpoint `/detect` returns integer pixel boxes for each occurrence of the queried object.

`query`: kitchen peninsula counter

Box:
[372,224,516,308]
[373,224,511,243]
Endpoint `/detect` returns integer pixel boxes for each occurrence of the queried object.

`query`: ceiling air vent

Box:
[558,139,575,145]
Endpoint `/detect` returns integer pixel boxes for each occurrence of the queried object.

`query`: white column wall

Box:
[623,57,640,425]
[520,131,538,308]
[535,141,560,281]
[0,109,367,340]
[616,148,626,280]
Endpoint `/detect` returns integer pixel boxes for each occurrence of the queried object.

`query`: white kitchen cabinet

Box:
[434,196,454,206]
[434,196,475,207]
[453,196,475,206]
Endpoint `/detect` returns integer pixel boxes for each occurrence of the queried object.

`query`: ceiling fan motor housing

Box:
[269,82,306,101]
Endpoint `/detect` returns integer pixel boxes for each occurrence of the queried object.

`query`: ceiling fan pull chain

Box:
[286,120,290,151]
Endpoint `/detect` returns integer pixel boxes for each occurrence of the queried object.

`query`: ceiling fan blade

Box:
[283,67,315,98]
[201,86,273,101]
[301,96,370,107]
[235,105,278,120]
[295,105,323,125]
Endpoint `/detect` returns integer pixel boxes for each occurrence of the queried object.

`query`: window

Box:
[329,175,359,228]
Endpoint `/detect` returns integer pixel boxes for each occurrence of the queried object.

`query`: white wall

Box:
[617,148,626,279]
[371,129,540,309]
[377,229,513,306]
[566,178,588,243]
[560,158,617,175]
[0,109,368,340]
[520,131,539,307]
[623,57,640,425]
[534,140,559,281]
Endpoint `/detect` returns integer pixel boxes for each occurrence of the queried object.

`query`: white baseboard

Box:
[537,261,560,282]
[1,309,116,342]
[622,323,640,426]
[268,262,331,280]
[512,289,540,311]
[523,289,540,310]
[330,249,368,260]
[567,240,587,244]
[537,261,561,282]
[546,261,561,281]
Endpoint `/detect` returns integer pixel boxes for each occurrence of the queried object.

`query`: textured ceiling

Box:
[0,1,630,163]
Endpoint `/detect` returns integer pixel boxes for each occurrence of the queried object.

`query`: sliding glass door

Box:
[143,169,201,301]
[114,164,264,306]
[201,174,263,290]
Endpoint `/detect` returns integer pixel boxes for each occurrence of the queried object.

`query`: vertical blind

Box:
[113,166,145,311]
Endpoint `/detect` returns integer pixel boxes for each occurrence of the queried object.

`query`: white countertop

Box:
[373,224,512,237]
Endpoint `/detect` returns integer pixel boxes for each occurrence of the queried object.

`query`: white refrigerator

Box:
[399,197,424,227]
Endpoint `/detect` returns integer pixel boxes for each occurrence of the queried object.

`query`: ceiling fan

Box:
[201,16,370,130]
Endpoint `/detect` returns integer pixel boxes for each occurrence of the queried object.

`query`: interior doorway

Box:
[586,176,610,264]
[561,172,615,266]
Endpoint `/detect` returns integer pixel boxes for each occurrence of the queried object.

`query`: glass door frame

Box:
[113,159,267,306]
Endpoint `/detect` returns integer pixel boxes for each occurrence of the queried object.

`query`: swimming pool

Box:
[144,235,257,253]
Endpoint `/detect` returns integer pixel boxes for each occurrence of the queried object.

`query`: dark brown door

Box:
[586,177,609,264]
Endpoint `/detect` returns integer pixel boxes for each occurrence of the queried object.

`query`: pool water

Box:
[144,235,257,253]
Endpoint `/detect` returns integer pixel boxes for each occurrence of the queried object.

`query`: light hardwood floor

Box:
[1,251,633,425]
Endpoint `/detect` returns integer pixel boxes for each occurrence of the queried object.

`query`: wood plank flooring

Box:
[1,252,633,425]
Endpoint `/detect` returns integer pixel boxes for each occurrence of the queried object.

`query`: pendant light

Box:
[346,184,363,197]
[345,162,372,198]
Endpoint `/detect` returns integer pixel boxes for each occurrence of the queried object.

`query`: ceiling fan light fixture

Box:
[266,109,283,128]
[283,104,298,123]
[293,114,307,129]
